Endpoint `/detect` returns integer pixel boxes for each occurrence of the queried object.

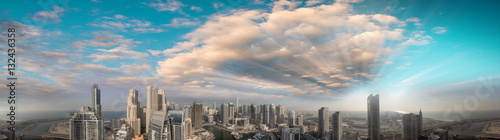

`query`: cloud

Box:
[163,18,201,28]
[405,17,423,26]
[306,0,324,6]
[144,0,184,12]
[432,27,447,34]
[398,32,432,47]
[89,14,165,33]
[155,1,410,100]
[33,6,65,23]
[190,6,203,12]
[91,47,150,62]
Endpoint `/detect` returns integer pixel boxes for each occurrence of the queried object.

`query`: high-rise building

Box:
[250,104,257,119]
[297,116,303,126]
[269,104,276,127]
[148,111,169,140]
[169,111,187,140]
[159,89,168,112]
[262,104,270,125]
[332,111,342,140]
[213,102,217,110]
[221,103,229,125]
[91,84,101,118]
[228,103,235,122]
[192,102,203,129]
[146,85,159,132]
[402,110,423,140]
[282,127,301,140]
[236,97,239,115]
[368,94,380,140]
[126,89,142,136]
[318,107,329,138]
[70,106,103,140]
[146,85,167,132]
[276,105,285,124]
[288,110,296,126]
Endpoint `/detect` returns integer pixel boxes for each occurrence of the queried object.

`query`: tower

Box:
[332,111,342,140]
[91,84,101,118]
[192,102,203,129]
[318,107,329,138]
[126,89,142,136]
[368,94,380,140]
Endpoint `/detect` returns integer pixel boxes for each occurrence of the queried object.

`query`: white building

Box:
[70,106,103,140]
[115,124,132,140]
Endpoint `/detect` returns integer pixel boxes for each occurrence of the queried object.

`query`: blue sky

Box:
[1,0,499,118]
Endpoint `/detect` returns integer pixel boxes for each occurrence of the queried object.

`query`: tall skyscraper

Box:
[269,104,276,127]
[169,111,187,140]
[262,104,270,125]
[159,89,168,112]
[318,107,329,138]
[250,104,257,119]
[276,105,285,124]
[402,110,423,140]
[221,103,229,125]
[332,111,342,140]
[126,89,142,136]
[368,94,380,140]
[288,110,296,126]
[297,116,303,126]
[235,97,239,115]
[148,111,170,140]
[91,84,101,118]
[146,85,167,132]
[213,102,217,110]
[192,102,203,129]
[146,85,159,131]
[70,106,103,140]
[228,103,235,123]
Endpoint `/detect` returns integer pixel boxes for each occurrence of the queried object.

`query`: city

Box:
[1,0,500,140]
[2,84,500,140]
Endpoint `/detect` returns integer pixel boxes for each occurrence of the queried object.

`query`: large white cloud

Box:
[155,1,410,102]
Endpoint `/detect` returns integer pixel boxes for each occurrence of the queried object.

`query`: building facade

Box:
[332,111,342,140]
[368,94,380,140]
[318,107,329,138]
[70,106,103,140]
[402,110,423,140]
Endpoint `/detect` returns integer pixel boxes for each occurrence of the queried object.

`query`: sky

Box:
[1,0,499,119]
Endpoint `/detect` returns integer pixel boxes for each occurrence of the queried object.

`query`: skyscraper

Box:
[148,111,169,140]
[332,111,342,140]
[213,102,217,110]
[221,103,229,125]
[192,102,203,129]
[146,85,167,132]
[262,104,270,125]
[250,104,257,119]
[70,106,103,140]
[126,89,142,136]
[169,111,187,140]
[269,104,276,127]
[159,89,168,112]
[228,103,235,123]
[297,116,303,126]
[236,97,239,115]
[288,110,296,127]
[146,85,159,131]
[368,94,380,140]
[276,105,285,124]
[402,110,423,140]
[318,107,329,138]
[91,84,101,118]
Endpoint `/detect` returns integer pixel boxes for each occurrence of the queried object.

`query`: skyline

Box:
[1,0,500,116]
